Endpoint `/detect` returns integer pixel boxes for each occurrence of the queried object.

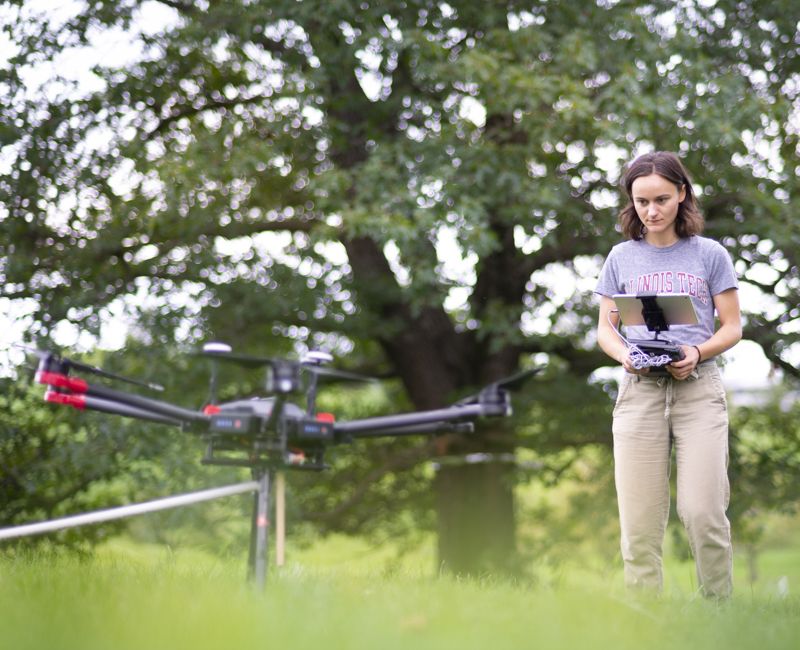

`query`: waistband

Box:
[630,361,719,419]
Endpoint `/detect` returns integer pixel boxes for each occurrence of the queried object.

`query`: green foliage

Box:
[729,392,800,546]
[3,0,800,568]
[0,353,248,551]
[3,0,798,361]
[0,373,165,546]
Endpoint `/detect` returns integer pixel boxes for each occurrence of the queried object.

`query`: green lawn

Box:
[1,536,798,650]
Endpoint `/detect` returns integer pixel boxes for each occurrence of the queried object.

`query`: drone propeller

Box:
[455,366,544,406]
[16,344,164,392]
[491,366,544,392]
[195,349,277,368]
[195,345,375,384]
[308,365,376,384]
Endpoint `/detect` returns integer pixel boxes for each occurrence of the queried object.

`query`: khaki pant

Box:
[612,362,732,599]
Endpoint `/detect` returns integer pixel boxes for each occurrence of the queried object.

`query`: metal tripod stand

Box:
[248,469,272,589]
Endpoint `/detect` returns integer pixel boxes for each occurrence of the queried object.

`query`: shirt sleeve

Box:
[595,247,621,297]
[706,241,739,295]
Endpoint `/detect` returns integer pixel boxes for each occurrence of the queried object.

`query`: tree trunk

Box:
[434,456,518,576]
[343,235,523,576]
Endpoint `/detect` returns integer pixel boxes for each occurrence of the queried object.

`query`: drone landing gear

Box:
[248,469,271,589]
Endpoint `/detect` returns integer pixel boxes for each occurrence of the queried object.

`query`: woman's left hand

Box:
[666,345,701,381]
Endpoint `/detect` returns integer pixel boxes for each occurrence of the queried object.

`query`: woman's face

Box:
[631,173,686,241]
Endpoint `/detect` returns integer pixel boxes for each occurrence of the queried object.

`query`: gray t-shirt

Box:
[595,236,738,351]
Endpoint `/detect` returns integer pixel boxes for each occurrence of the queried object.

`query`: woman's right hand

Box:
[621,351,650,375]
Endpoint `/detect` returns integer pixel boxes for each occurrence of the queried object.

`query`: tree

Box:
[728,391,800,581]
[2,0,798,573]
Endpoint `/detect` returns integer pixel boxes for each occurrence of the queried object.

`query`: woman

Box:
[595,151,741,599]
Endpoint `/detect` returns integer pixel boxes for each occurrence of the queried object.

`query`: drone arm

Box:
[333,395,509,438]
[45,390,183,427]
[37,369,209,426]
[346,420,475,439]
[82,382,209,424]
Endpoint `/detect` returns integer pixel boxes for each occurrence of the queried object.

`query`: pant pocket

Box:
[613,374,634,415]
[705,366,728,405]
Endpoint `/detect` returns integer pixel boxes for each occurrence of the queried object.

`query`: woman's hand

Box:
[666,344,701,380]
[621,351,650,375]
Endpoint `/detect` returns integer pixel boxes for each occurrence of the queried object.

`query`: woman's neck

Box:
[644,230,680,248]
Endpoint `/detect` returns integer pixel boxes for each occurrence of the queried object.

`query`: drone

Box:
[23,342,540,586]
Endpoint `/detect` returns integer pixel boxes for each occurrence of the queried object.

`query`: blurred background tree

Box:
[1,0,798,574]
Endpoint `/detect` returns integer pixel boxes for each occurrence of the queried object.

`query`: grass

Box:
[1,536,798,650]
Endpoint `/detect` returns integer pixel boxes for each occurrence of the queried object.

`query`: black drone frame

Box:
[32,347,539,587]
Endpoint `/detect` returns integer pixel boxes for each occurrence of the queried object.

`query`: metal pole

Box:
[252,470,271,590]
[0,481,260,541]
[275,471,285,566]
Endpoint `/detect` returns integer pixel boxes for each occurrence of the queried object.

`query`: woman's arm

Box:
[699,288,743,359]
[597,295,646,374]
[668,288,742,380]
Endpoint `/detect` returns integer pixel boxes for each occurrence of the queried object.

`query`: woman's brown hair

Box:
[618,151,704,240]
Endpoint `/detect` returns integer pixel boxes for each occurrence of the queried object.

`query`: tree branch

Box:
[147,93,276,138]
[154,0,198,14]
